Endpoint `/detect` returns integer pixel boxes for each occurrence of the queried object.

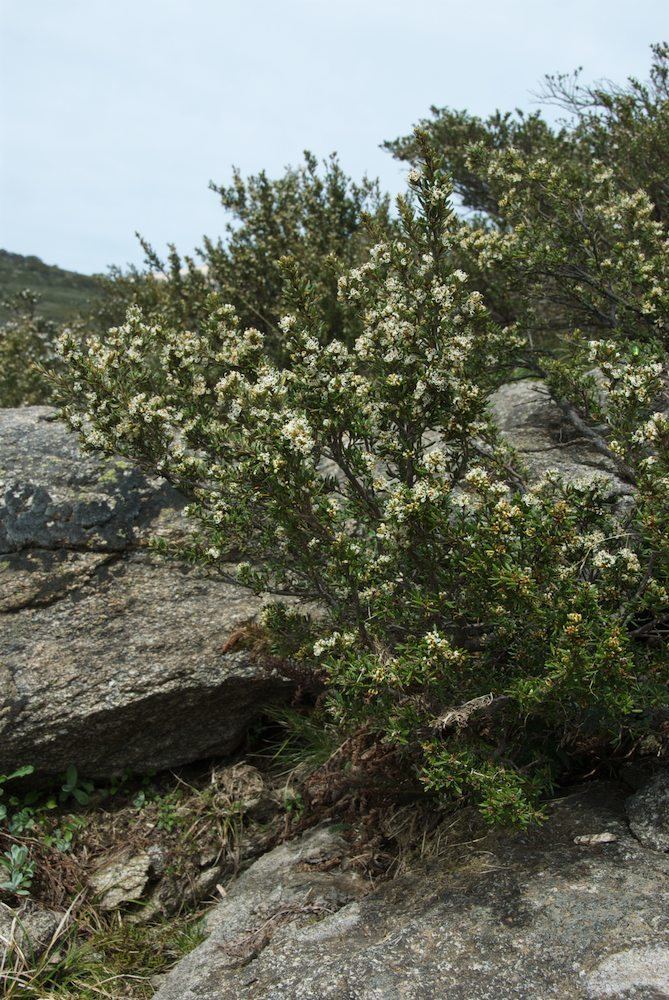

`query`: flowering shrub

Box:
[51,123,669,826]
[390,42,669,652]
[389,43,669,335]
[426,49,669,665]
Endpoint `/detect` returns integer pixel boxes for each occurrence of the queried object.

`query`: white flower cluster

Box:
[634,411,669,445]
[313,631,356,658]
[281,415,315,456]
[423,629,462,661]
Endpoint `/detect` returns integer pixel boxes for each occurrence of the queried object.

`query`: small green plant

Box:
[154,789,182,833]
[5,801,39,837]
[132,789,149,810]
[41,815,87,853]
[0,766,34,823]
[283,789,306,822]
[0,844,35,896]
[59,764,95,806]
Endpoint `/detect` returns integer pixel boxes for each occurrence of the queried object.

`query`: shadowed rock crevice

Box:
[0,549,124,614]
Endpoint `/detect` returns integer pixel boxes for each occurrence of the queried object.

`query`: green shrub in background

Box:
[52,85,669,831]
[0,290,58,406]
[0,250,102,326]
[0,156,390,406]
[90,153,394,358]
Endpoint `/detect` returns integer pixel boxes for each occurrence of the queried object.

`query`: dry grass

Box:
[1,898,206,998]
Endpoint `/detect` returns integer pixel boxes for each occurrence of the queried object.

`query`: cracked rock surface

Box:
[0,405,188,552]
[0,407,291,779]
[154,783,669,1000]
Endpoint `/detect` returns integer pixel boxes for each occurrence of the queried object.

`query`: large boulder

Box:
[0,407,291,779]
[154,783,669,1000]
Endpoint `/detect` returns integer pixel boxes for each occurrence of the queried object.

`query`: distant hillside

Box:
[0,249,103,324]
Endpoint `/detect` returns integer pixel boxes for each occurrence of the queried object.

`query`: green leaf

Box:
[0,764,34,785]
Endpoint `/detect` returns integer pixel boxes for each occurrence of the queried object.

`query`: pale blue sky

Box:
[1,0,667,274]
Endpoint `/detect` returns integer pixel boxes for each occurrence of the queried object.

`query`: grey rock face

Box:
[154,825,368,1000]
[626,769,669,853]
[154,784,669,1000]
[0,407,291,779]
[489,379,630,492]
[0,406,187,553]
